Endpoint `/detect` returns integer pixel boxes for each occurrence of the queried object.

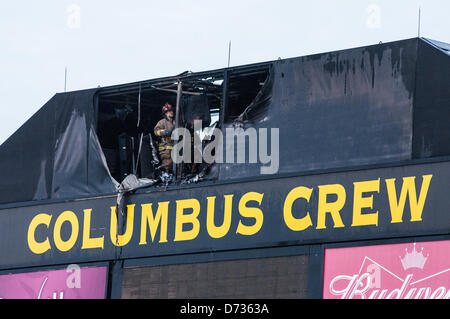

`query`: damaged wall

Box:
[0,38,448,205]
[0,89,117,204]
[219,38,419,180]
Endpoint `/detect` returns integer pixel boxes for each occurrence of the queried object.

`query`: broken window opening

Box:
[223,66,272,125]
[95,63,273,189]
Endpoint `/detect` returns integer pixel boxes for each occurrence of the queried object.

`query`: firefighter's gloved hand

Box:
[165,130,173,137]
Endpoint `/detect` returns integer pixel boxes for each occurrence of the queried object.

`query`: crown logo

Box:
[399,243,429,271]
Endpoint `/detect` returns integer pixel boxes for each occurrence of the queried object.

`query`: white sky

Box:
[0,0,449,144]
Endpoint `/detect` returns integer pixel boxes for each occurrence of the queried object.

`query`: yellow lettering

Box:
[386,175,433,224]
[206,195,233,239]
[283,187,313,231]
[27,213,52,255]
[110,205,135,247]
[352,179,380,227]
[54,211,79,252]
[81,209,104,249]
[317,184,346,229]
[140,202,169,245]
[236,192,264,236]
[174,199,201,242]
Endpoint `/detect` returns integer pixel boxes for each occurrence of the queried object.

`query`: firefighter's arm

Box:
[154,121,169,137]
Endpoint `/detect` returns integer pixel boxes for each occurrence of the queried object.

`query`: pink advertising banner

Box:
[323,240,450,299]
[0,266,107,299]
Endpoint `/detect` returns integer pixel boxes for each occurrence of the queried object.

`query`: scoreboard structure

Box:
[0,37,449,299]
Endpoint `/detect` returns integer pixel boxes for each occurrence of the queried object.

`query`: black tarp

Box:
[0,37,448,205]
[0,89,118,204]
[218,38,449,180]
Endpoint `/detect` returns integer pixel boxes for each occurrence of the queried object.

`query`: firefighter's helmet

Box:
[162,103,174,114]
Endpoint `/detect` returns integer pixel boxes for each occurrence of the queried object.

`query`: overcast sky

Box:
[0,0,449,144]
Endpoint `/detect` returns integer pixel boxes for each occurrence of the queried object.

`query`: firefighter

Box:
[154,103,175,173]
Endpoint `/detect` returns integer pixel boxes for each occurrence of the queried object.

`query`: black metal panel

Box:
[219,39,418,180]
[412,39,450,159]
[122,255,309,299]
[0,97,56,203]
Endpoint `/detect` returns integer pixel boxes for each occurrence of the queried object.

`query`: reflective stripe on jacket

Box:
[154,117,174,151]
[158,145,174,152]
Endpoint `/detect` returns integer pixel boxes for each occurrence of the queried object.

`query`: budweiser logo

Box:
[324,241,450,299]
[400,243,429,271]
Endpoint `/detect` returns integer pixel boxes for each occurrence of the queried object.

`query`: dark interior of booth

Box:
[96,66,272,184]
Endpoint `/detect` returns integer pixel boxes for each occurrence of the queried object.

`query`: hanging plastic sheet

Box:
[234,67,274,124]
[0,89,118,204]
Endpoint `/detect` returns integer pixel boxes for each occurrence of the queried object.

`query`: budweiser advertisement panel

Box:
[0,266,107,299]
[323,240,450,299]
